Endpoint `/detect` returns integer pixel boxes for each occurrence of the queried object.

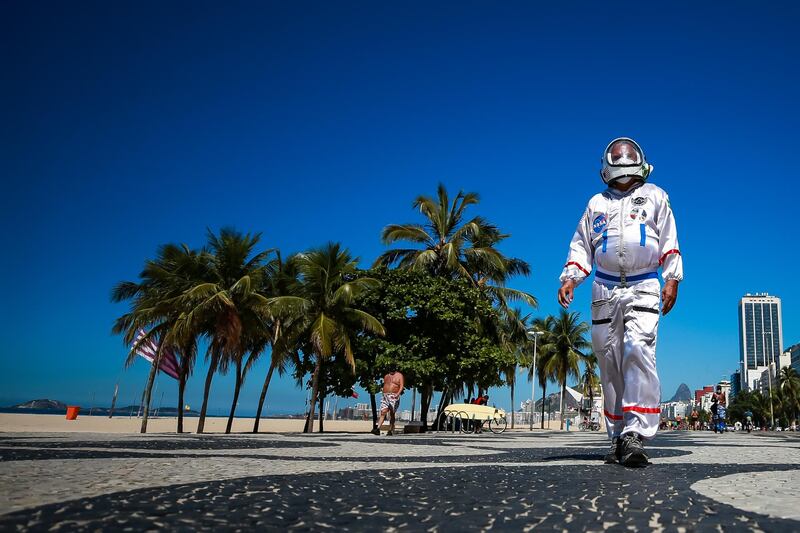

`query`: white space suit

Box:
[560,148,683,440]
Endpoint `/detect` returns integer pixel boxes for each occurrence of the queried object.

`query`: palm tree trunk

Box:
[139,344,164,434]
[177,373,186,434]
[304,359,321,434]
[369,391,378,430]
[225,359,243,434]
[540,381,547,429]
[318,392,325,433]
[197,353,220,434]
[254,322,282,434]
[303,402,313,432]
[253,361,276,433]
[177,352,191,434]
[420,384,433,432]
[560,380,566,430]
[510,370,515,429]
[435,388,450,429]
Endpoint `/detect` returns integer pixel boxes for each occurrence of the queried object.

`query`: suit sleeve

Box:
[657,193,683,282]
[559,207,594,286]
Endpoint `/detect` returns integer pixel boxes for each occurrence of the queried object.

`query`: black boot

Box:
[619,433,649,467]
[604,437,621,464]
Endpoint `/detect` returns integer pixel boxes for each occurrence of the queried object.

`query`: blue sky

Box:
[2,1,799,415]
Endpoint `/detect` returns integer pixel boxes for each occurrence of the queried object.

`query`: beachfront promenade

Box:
[1,429,799,531]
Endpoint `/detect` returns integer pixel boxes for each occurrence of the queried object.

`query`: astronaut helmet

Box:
[600,137,654,185]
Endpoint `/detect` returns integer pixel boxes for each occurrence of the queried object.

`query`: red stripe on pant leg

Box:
[604,410,623,421]
[623,406,661,414]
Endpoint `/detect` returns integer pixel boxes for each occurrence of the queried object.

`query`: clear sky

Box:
[2,1,799,415]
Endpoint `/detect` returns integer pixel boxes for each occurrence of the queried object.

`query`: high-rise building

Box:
[788,343,800,375]
[730,370,741,399]
[738,293,783,392]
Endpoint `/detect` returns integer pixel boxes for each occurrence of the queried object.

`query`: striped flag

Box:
[134,329,180,380]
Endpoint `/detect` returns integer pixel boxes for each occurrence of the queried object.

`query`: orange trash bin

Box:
[66,406,80,420]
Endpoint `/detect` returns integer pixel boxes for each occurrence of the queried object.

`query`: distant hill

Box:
[10,399,67,410]
[5,400,199,416]
[666,383,692,403]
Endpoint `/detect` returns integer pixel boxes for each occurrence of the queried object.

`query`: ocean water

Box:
[0,407,300,418]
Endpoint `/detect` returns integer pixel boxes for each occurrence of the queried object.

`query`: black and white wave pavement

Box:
[1,430,798,531]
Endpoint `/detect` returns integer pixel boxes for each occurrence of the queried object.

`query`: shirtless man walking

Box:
[372,369,404,436]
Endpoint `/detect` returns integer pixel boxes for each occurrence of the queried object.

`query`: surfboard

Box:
[442,403,506,419]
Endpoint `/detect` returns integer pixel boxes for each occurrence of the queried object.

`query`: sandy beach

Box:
[0,413,374,434]
[0,412,570,434]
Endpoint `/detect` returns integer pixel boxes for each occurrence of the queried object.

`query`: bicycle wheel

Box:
[458,412,473,434]
[489,414,507,434]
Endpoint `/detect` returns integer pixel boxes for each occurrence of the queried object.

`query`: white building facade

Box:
[757,352,792,395]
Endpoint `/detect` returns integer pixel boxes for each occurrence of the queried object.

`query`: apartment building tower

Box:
[738,293,783,391]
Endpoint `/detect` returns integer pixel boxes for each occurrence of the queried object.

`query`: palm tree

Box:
[374,184,536,309]
[542,310,591,430]
[252,253,301,433]
[530,316,556,429]
[112,243,208,433]
[751,391,771,428]
[779,367,800,426]
[499,309,532,429]
[268,243,385,433]
[224,328,271,434]
[580,352,600,416]
[174,336,199,433]
[172,228,273,434]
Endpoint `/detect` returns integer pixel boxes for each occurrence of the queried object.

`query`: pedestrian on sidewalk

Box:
[372,368,404,436]
[558,137,683,467]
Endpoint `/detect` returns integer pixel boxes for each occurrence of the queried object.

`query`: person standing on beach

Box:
[372,369,405,436]
[558,137,683,467]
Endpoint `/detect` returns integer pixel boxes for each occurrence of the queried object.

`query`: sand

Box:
[0,413,372,434]
[0,413,570,434]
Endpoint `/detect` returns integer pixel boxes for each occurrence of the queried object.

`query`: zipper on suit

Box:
[618,196,627,287]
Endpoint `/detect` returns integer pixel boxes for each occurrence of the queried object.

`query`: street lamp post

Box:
[763,330,775,429]
[528,330,543,431]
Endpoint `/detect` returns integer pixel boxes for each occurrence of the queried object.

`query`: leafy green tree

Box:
[268,243,385,433]
[352,267,514,430]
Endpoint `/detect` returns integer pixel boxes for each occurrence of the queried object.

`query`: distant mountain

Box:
[90,405,200,416]
[5,400,199,416]
[666,383,692,403]
[10,399,67,410]
[533,390,581,412]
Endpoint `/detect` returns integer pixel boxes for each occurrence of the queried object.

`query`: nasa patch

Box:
[632,197,647,206]
[593,214,607,233]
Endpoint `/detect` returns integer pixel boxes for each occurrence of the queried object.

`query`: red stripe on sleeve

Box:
[565,261,591,276]
[659,249,681,266]
[604,409,623,421]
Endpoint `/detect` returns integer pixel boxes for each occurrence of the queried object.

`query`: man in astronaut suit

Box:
[558,137,683,467]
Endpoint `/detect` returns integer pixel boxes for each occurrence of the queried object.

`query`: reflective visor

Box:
[605,139,643,166]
